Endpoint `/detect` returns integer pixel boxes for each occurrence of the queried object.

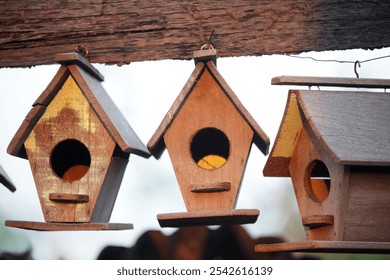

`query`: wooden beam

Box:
[272,76,390,88]
[1,1,390,67]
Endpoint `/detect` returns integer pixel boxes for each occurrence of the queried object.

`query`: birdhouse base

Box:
[254,240,390,254]
[157,209,259,227]
[5,220,133,231]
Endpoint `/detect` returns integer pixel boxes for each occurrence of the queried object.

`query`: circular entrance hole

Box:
[305,160,331,202]
[190,127,230,170]
[51,139,91,182]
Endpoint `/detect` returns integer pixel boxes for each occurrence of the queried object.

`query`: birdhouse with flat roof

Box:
[5,51,150,231]
[148,48,270,227]
[256,76,390,253]
[0,164,16,193]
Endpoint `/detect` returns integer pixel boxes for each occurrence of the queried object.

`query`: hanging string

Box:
[287,54,390,64]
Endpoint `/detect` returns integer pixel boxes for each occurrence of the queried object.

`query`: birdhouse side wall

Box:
[289,126,349,241]
[164,68,254,212]
[24,75,116,223]
[344,167,390,242]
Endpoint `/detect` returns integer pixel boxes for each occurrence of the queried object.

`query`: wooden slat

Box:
[5,220,133,231]
[49,193,89,203]
[254,241,390,254]
[272,76,390,88]
[2,1,390,67]
[191,182,231,193]
[302,215,334,228]
[157,209,259,227]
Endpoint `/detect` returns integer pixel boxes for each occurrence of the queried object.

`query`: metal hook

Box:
[74,45,89,58]
[200,29,215,50]
[354,60,361,78]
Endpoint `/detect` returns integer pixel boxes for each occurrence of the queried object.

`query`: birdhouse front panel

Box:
[289,126,348,241]
[163,67,254,212]
[24,75,116,223]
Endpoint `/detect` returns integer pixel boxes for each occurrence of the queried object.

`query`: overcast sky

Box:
[1,47,390,259]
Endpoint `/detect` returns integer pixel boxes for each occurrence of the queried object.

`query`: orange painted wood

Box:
[2,1,390,67]
[272,76,390,88]
[255,241,390,254]
[163,67,254,212]
[49,193,89,203]
[5,220,133,231]
[158,209,259,227]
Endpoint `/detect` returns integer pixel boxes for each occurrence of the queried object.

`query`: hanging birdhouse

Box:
[5,50,150,231]
[0,164,16,192]
[256,76,390,253]
[148,48,270,227]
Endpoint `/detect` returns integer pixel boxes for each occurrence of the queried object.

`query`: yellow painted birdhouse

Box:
[256,76,390,253]
[0,164,15,192]
[6,52,150,231]
[148,49,270,227]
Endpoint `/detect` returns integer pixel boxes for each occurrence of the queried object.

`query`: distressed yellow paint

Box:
[25,76,97,152]
[197,155,227,170]
[272,93,303,157]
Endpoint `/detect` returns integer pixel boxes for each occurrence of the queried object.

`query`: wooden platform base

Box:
[157,209,259,227]
[5,220,133,231]
[255,241,390,254]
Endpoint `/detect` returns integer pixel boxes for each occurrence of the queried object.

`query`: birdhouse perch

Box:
[5,51,150,231]
[148,48,270,227]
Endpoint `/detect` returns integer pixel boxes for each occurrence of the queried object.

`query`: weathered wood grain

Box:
[1,1,390,67]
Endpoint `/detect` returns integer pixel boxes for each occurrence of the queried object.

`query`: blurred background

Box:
[1,47,390,259]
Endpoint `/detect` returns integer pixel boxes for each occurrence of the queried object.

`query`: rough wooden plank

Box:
[254,241,390,253]
[272,76,390,89]
[157,209,259,227]
[5,220,133,231]
[2,1,390,67]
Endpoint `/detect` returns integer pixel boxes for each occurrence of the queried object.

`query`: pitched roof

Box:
[0,164,16,192]
[148,59,270,159]
[264,89,390,177]
[8,52,150,159]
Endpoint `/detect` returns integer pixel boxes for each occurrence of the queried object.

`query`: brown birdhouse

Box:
[0,164,16,192]
[5,51,150,231]
[256,76,390,253]
[148,49,270,227]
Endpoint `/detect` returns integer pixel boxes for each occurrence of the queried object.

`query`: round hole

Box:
[50,139,91,182]
[305,160,331,202]
[190,127,230,170]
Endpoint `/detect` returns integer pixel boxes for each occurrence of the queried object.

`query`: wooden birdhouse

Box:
[0,164,16,192]
[5,51,150,231]
[148,49,270,227]
[256,76,390,253]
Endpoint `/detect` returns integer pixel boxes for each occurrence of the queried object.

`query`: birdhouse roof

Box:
[8,52,150,159]
[0,164,16,192]
[148,60,270,159]
[264,89,390,177]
